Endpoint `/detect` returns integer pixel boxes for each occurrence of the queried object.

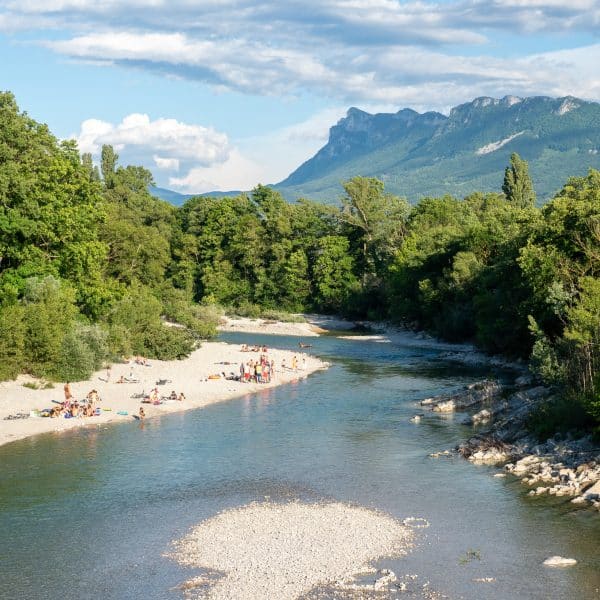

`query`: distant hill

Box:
[274,95,600,204]
[149,186,242,205]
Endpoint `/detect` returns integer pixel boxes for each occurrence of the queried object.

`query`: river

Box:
[1,332,598,599]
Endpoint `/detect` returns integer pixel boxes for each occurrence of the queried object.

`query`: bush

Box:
[141,323,195,360]
[106,323,132,359]
[228,300,263,319]
[160,286,220,338]
[527,394,592,440]
[52,323,108,381]
[53,328,97,381]
[0,304,25,380]
[22,276,78,377]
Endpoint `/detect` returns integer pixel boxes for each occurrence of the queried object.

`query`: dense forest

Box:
[1,92,599,435]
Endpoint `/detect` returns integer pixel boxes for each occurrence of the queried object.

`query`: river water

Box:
[1,332,598,600]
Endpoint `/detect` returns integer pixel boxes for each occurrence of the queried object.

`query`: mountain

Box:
[274,95,600,203]
[149,186,242,205]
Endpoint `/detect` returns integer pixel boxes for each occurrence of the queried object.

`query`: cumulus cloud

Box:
[153,155,179,171]
[169,148,267,194]
[73,113,242,192]
[75,112,229,165]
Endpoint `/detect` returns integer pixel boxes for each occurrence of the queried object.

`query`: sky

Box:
[1,0,600,193]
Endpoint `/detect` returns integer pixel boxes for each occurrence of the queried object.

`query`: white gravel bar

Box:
[169,501,412,599]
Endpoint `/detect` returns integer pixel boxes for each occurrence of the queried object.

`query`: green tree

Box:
[312,236,359,312]
[101,144,118,188]
[502,152,536,208]
[340,176,409,280]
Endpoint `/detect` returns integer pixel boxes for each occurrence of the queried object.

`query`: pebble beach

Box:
[169,501,413,600]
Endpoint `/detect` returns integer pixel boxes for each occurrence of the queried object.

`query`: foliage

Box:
[0,303,25,380]
[503,152,536,208]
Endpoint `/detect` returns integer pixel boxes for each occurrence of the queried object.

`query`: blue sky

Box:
[1,0,599,193]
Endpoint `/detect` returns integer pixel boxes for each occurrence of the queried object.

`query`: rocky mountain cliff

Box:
[274,95,600,203]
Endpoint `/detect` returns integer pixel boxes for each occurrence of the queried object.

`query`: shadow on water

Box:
[0,331,598,600]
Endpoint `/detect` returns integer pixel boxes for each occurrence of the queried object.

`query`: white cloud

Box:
[38,25,600,110]
[169,148,267,193]
[153,155,179,171]
[74,112,230,167]
[72,113,242,191]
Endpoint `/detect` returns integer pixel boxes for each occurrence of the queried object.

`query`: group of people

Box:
[140,388,186,404]
[41,383,102,418]
[240,355,274,383]
[240,344,268,353]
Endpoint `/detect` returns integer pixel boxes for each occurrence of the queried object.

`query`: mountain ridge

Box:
[274,94,600,203]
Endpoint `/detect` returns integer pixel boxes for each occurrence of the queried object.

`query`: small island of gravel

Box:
[169,501,413,599]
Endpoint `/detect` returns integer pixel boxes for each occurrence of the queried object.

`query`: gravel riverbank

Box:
[169,501,413,600]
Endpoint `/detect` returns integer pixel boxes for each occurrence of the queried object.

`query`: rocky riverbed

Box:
[419,377,600,513]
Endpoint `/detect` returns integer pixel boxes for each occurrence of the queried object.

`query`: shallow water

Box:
[1,332,599,600]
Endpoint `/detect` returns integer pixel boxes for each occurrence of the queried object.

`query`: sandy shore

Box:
[218,316,322,337]
[169,501,412,599]
[0,342,327,448]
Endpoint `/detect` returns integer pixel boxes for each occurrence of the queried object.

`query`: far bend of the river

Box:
[1,332,599,600]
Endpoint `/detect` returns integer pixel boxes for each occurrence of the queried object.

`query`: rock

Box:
[426,379,503,413]
[373,569,396,590]
[543,556,577,567]
[508,455,541,475]
[432,400,455,412]
[515,374,534,387]
[469,448,509,464]
[493,473,506,478]
[583,480,600,501]
[471,408,492,424]
[429,450,452,458]
[409,415,422,423]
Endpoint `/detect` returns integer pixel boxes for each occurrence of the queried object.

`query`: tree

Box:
[340,176,409,282]
[101,144,118,188]
[502,152,536,208]
[81,152,100,181]
[312,236,359,312]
